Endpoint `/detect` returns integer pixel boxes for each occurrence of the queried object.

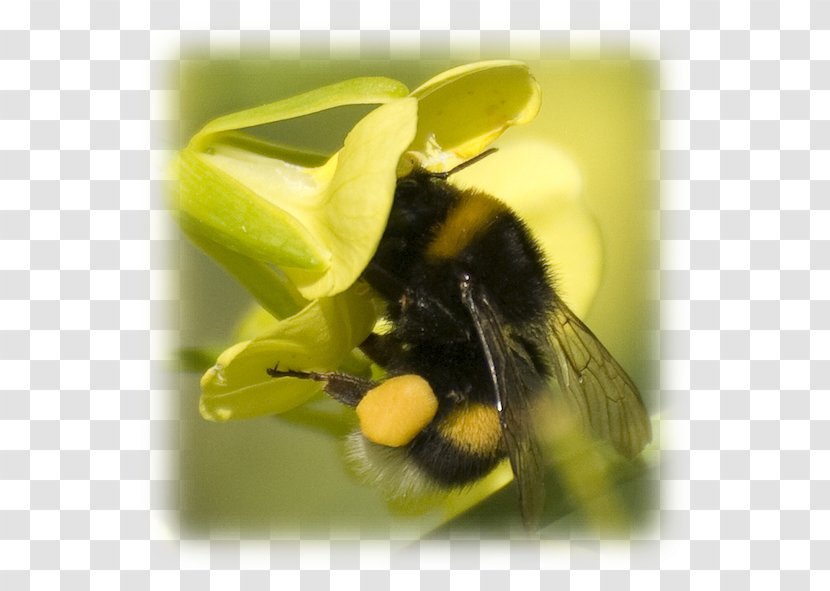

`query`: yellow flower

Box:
[174,61,552,422]
[173,61,630,531]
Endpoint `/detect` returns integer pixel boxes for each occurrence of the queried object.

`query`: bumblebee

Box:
[268,150,651,528]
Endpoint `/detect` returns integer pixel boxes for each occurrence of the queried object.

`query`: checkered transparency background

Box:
[0,0,827,589]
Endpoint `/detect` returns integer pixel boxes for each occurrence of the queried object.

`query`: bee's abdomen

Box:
[408,402,506,487]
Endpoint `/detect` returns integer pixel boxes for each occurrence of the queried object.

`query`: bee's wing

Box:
[460,280,546,530]
[548,298,652,458]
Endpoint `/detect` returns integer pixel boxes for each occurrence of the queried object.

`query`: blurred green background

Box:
[176,59,656,536]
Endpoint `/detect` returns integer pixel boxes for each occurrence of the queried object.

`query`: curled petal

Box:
[175,147,328,271]
[190,76,410,146]
[175,78,418,299]
[281,98,419,299]
[199,285,377,421]
[406,61,542,172]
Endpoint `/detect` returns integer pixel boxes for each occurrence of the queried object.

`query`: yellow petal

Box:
[175,147,328,270]
[199,339,323,420]
[282,98,419,299]
[232,303,283,342]
[199,285,377,421]
[190,77,409,146]
[407,61,542,172]
[181,98,418,300]
[175,78,418,299]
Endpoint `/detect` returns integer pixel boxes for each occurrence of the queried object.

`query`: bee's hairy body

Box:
[359,168,555,488]
[269,160,651,525]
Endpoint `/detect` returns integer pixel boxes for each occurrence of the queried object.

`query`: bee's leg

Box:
[359,332,406,368]
[266,366,375,407]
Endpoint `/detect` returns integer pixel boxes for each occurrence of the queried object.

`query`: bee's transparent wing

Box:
[460,280,546,530]
[549,298,652,458]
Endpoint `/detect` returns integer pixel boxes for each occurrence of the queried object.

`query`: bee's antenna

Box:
[430,148,499,180]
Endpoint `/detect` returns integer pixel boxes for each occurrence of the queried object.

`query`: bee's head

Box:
[387,148,499,243]
[366,170,455,282]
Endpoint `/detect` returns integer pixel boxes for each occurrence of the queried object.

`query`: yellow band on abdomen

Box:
[438,402,502,456]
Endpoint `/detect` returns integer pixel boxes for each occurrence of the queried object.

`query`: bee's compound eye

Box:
[356,375,438,447]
